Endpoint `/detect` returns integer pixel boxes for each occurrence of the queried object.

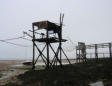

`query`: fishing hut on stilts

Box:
[32,14,71,69]
[76,42,112,62]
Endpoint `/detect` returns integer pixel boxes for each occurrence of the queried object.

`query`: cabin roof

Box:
[32,21,59,30]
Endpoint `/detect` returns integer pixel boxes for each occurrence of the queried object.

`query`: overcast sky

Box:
[0,0,112,60]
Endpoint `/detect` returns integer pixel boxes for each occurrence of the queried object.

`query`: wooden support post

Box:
[84,45,86,62]
[79,50,80,62]
[76,48,78,63]
[59,27,62,66]
[95,44,98,60]
[32,24,35,70]
[46,30,49,68]
[109,43,112,58]
[59,42,62,66]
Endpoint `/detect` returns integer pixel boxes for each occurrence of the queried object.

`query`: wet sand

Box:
[0,59,76,85]
[0,60,26,85]
[0,60,24,71]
